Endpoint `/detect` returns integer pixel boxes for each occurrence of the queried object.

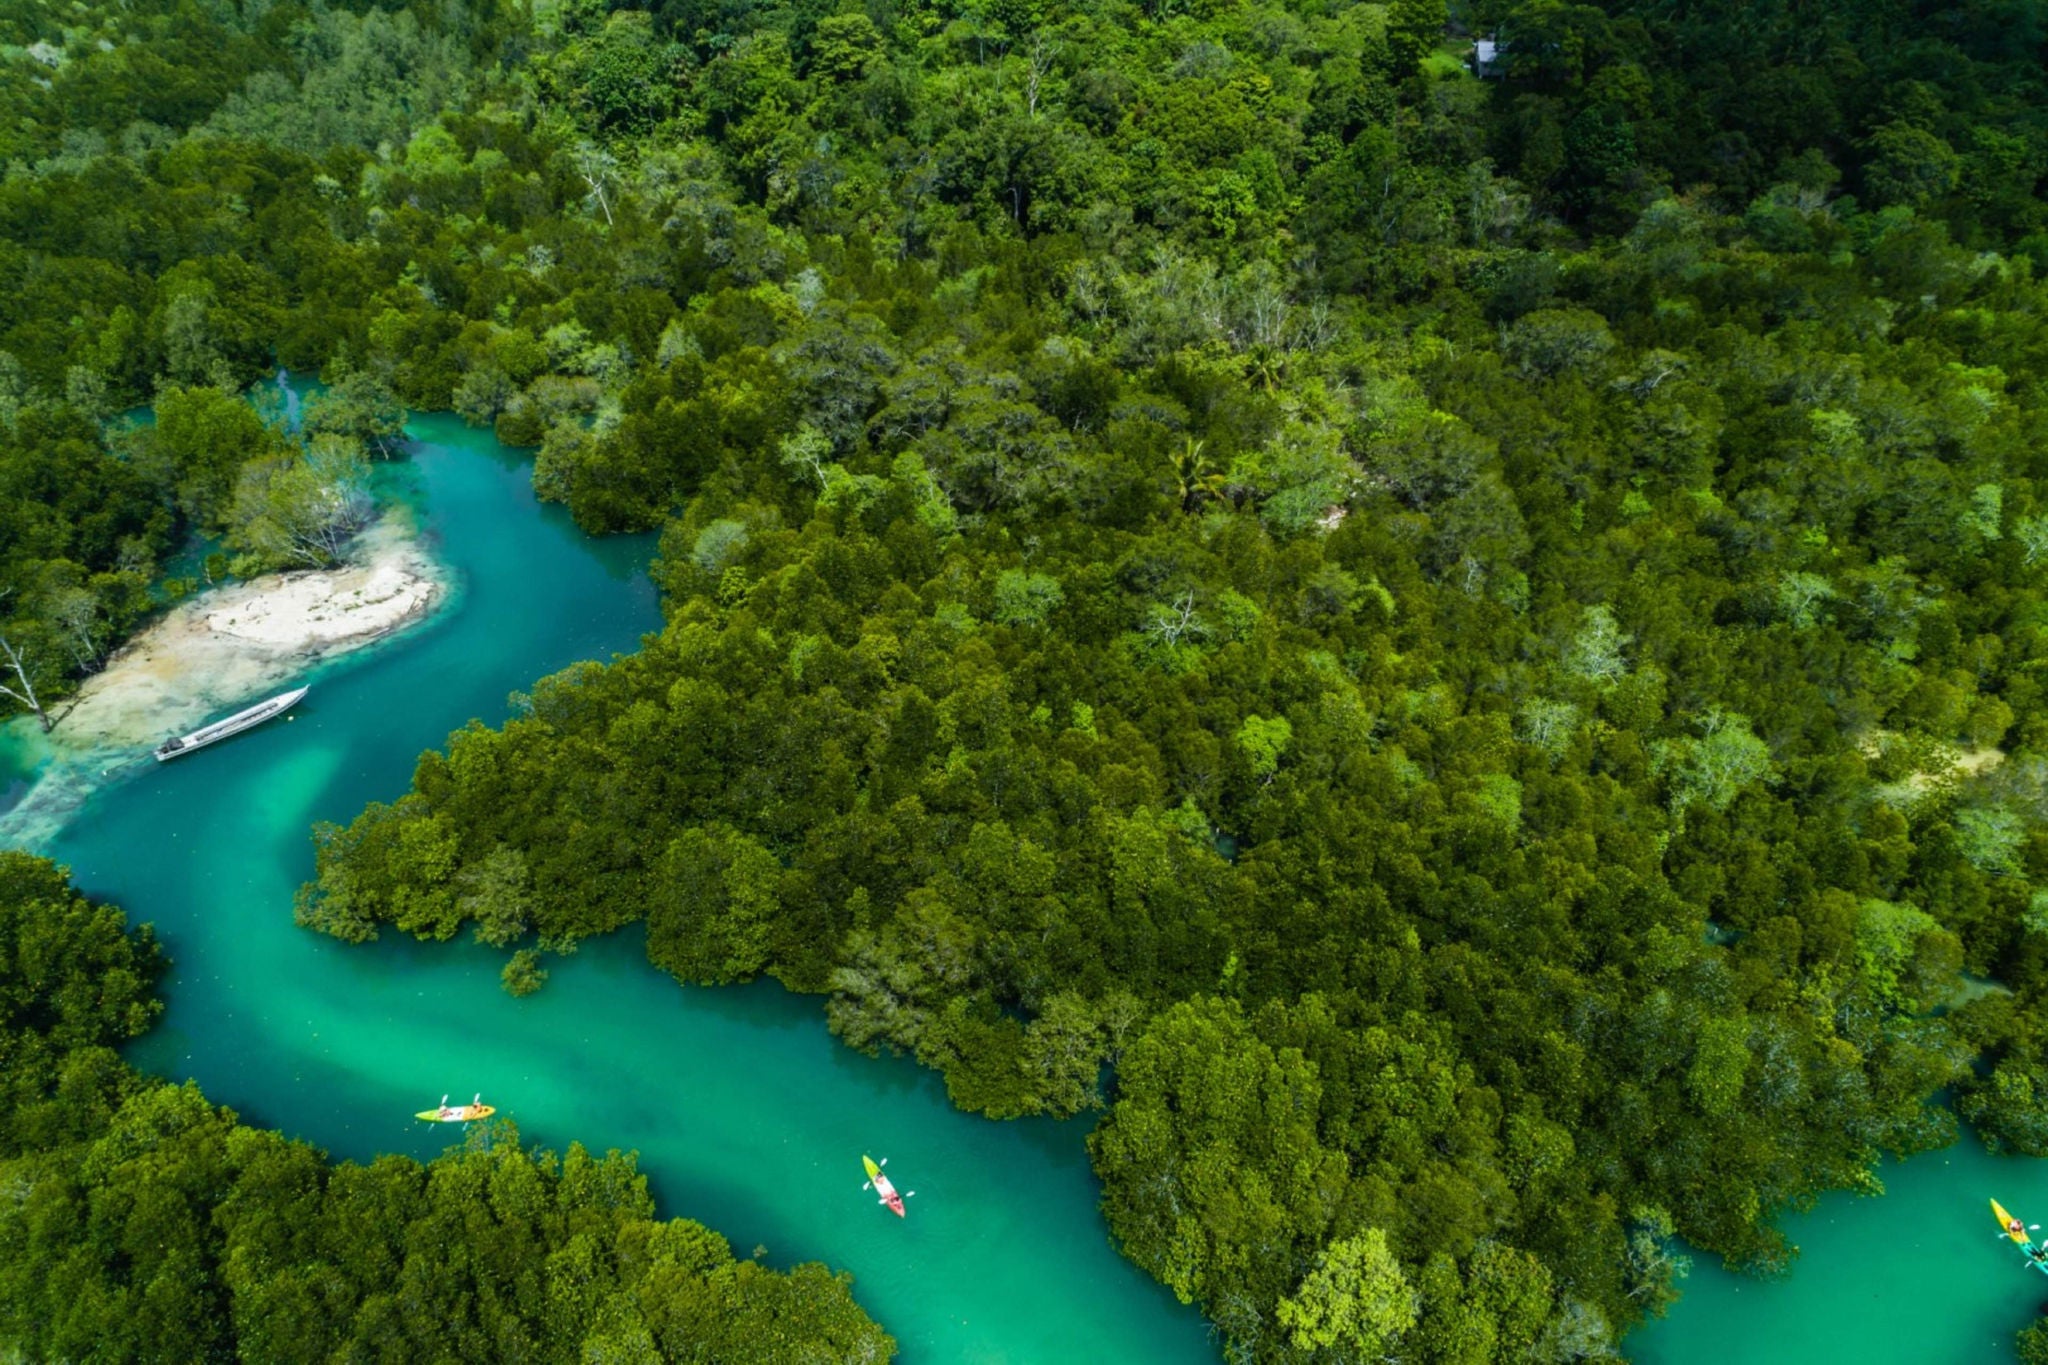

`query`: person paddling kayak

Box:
[416,1093,496,1123]
[861,1155,913,1217]
[1992,1198,2048,1276]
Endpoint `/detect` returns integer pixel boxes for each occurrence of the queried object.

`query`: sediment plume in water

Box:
[0,515,447,848]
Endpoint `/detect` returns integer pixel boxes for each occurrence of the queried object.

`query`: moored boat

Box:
[154,686,308,762]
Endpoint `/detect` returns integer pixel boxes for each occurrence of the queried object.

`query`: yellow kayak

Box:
[417,1094,495,1123]
[1993,1198,2029,1244]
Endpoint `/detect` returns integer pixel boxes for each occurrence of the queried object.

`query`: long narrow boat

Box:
[154,686,308,762]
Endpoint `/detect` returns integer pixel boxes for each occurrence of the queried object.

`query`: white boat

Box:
[154,686,309,762]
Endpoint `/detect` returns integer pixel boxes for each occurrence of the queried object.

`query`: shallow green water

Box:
[12,412,1214,1364]
[1635,1131,2048,1362]
[18,405,2042,1363]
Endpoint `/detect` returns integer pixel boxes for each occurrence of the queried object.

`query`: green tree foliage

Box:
[146,385,279,528]
[1386,0,1448,80]
[203,5,486,156]
[302,363,408,459]
[0,851,162,1156]
[226,434,377,572]
[501,946,549,996]
[1654,710,1774,817]
[288,73,2048,1332]
[541,11,681,135]
[648,823,782,984]
[1276,1228,1418,1355]
[0,0,521,726]
[1488,0,2046,241]
[17,0,2048,1356]
[1236,714,1292,784]
[0,857,894,1363]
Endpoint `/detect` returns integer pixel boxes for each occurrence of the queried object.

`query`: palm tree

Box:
[1170,438,1227,512]
[1242,343,1285,395]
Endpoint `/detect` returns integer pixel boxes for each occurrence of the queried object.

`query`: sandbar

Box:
[0,514,447,843]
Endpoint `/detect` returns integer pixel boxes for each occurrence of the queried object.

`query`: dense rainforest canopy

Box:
[5,0,2048,1359]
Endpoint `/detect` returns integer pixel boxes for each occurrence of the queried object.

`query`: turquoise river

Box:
[8,407,2048,1361]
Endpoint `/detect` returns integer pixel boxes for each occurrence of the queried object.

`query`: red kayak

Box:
[862,1154,909,1217]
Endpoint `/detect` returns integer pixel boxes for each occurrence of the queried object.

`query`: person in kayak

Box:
[2031,1244,2048,1266]
[2013,1215,2028,1238]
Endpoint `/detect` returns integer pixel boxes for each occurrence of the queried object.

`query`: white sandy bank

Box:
[0,514,447,844]
[53,516,443,751]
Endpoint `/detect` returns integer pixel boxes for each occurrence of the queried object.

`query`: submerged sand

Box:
[0,514,447,844]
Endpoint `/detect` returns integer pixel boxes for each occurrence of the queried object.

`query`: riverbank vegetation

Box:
[0,852,894,1362]
[9,0,2048,1357]
[0,377,400,729]
[0,2,459,729]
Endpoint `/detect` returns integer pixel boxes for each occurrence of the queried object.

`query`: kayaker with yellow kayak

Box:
[1992,1198,2048,1277]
